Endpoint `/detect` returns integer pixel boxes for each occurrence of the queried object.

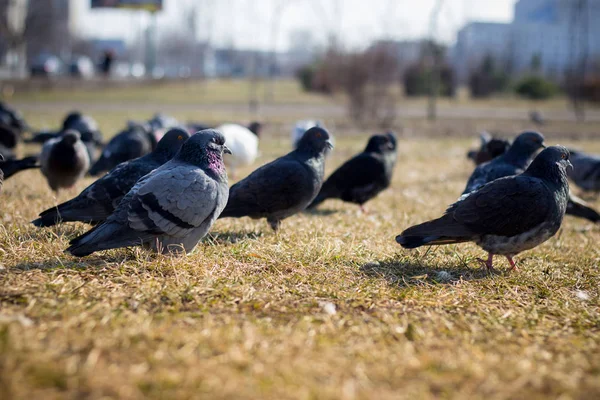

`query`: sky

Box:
[72,0,519,50]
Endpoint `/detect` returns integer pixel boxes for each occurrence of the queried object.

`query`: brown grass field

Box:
[1,81,600,399]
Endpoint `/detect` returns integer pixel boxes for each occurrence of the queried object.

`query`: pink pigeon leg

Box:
[506,256,519,272]
[359,204,368,214]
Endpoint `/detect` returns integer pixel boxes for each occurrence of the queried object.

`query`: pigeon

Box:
[462,132,600,223]
[216,122,262,177]
[529,110,545,125]
[466,131,511,166]
[0,154,3,193]
[147,113,180,131]
[292,120,335,150]
[219,126,333,231]
[66,129,231,257]
[40,130,90,192]
[396,146,572,271]
[32,128,191,227]
[0,123,20,150]
[27,112,102,146]
[0,102,29,134]
[89,123,155,176]
[463,131,545,195]
[308,132,397,212]
[0,155,39,179]
[567,149,600,192]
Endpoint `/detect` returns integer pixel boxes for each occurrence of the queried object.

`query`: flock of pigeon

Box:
[1,100,599,272]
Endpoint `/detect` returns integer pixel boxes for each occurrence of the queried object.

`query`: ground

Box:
[1,80,599,399]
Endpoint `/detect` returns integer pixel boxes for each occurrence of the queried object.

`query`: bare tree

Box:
[427,0,445,121]
[567,0,589,122]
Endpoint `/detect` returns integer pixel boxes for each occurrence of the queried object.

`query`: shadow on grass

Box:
[303,208,339,217]
[9,251,146,272]
[208,230,264,245]
[358,255,497,287]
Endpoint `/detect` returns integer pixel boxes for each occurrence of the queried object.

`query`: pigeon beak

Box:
[326,140,334,150]
[541,143,546,148]
[566,160,573,173]
[223,145,232,155]
[0,154,3,161]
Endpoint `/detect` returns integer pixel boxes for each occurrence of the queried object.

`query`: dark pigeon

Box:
[0,155,39,179]
[466,132,511,166]
[33,128,191,227]
[0,102,29,134]
[0,123,20,150]
[308,132,397,212]
[89,123,155,176]
[40,130,90,192]
[396,146,572,271]
[567,148,600,192]
[219,126,333,231]
[463,131,545,195]
[463,132,600,223]
[66,129,230,257]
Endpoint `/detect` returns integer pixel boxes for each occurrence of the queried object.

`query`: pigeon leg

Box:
[359,204,368,214]
[506,256,519,272]
[476,253,495,271]
[268,219,281,232]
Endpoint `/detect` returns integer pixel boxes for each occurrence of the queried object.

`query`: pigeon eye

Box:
[315,132,321,138]
[178,135,183,140]
[561,154,566,160]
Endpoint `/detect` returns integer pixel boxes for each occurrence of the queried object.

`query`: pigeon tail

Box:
[33,198,109,227]
[1,156,39,178]
[396,214,474,249]
[66,222,147,257]
[566,194,600,223]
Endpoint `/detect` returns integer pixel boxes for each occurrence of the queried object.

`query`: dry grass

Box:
[1,104,600,399]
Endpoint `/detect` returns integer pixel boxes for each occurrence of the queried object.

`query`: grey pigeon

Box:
[32,128,191,227]
[466,131,511,166]
[66,129,231,257]
[219,126,333,231]
[463,131,545,195]
[89,123,155,176]
[0,155,39,179]
[40,130,90,192]
[396,146,572,271]
[567,149,600,192]
[308,132,397,212]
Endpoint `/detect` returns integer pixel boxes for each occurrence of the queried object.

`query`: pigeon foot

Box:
[476,253,495,271]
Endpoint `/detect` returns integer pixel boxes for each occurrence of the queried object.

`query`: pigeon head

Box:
[61,130,81,146]
[178,129,231,171]
[248,121,262,137]
[365,134,396,153]
[503,131,545,166]
[296,127,333,155]
[525,145,572,180]
[512,131,545,153]
[385,131,398,150]
[62,111,83,130]
[154,127,191,160]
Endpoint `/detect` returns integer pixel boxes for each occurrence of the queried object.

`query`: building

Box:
[452,0,600,81]
[453,22,512,82]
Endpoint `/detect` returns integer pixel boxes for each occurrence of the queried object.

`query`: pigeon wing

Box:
[450,175,551,238]
[127,165,220,237]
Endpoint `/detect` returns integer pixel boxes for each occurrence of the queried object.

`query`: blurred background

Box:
[0,0,599,128]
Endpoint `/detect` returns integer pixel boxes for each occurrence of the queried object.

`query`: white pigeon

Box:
[216,122,261,177]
